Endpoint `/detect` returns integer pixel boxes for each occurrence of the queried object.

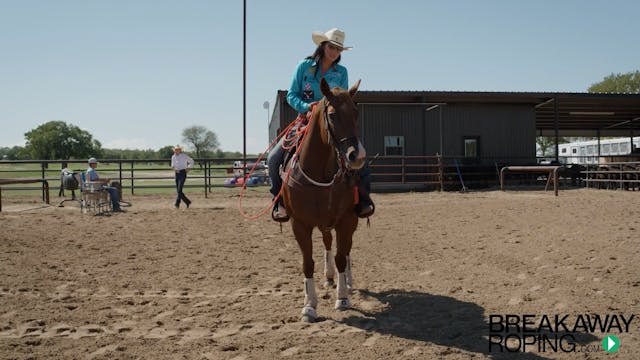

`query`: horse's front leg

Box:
[291,219,317,322]
[334,217,357,311]
[321,230,336,288]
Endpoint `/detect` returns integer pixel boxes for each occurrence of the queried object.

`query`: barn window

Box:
[463,137,479,158]
[561,148,567,154]
[384,136,404,155]
[602,144,610,155]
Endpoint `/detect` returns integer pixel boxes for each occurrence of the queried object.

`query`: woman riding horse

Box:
[267,27,374,222]
[281,77,365,322]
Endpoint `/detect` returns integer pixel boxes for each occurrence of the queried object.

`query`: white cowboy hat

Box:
[173,145,183,151]
[312,28,352,50]
[88,157,98,164]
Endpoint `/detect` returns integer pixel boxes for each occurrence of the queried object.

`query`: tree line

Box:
[0,122,247,161]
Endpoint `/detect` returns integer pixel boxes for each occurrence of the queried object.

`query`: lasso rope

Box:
[238,103,318,219]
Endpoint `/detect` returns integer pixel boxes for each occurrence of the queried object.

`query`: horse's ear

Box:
[320,77,332,98]
[348,79,361,97]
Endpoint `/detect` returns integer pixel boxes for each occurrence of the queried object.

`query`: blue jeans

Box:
[175,170,191,207]
[267,137,286,199]
[104,186,120,210]
[267,136,372,204]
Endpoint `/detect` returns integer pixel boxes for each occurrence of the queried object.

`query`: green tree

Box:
[24,121,102,160]
[0,146,29,160]
[536,136,569,156]
[181,125,219,159]
[157,145,175,159]
[588,70,640,93]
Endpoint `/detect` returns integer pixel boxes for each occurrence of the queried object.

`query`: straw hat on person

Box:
[312,28,352,50]
[173,145,183,152]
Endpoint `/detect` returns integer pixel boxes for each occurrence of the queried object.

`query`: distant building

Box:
[270,90,640,166]
[558,137,640,164]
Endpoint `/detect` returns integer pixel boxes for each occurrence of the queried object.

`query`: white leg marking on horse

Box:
[303,278,317,309]
[302,278,318,322]
[324,249,335,280]
[335,272,350,310]
[301,306,317,322]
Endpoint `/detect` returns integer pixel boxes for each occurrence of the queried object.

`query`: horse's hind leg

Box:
[321,230,336,288]
[291,220,317,322]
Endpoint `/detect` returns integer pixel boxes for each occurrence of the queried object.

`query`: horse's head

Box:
[319,78,366,170]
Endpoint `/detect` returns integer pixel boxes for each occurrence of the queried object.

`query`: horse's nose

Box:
[347,148,358,163]
[346,142,366,170]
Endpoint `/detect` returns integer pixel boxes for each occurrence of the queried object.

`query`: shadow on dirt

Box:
[342,289,598,360]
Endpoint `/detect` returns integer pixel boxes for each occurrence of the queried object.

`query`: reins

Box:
[238,103,317,219]
[295,99,347,187]
[238,98,353,220]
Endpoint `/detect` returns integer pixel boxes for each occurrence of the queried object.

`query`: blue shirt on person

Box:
[86,167,99,182]
[286,58,348,114]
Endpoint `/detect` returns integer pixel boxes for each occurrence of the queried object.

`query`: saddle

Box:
[62,171,79,191]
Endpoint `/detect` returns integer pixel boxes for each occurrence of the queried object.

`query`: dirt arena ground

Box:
[1,187,638,359]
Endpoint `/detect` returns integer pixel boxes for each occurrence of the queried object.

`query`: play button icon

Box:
[602,335,620,352]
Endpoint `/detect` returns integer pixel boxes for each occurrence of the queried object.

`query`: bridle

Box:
[321,98,360,170]
[296,97,359,187]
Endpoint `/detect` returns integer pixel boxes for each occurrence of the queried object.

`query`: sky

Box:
[1,0,638,154]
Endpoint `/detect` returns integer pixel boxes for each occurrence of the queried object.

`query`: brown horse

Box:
[281,78,365,322]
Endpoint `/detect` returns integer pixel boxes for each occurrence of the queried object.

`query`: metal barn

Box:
[269,90,640,190]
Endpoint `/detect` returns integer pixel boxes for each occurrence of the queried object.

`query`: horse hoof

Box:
[323,279,335,288]
[301,315,315,323]
[335,298,350,311]
[301,306,317,322]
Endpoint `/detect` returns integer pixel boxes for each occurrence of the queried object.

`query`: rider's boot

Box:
[272,198,289,222]
[355,164,374,218]
[356,188,375,218]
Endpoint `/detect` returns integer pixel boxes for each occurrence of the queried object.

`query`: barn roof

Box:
[354,91,640,137]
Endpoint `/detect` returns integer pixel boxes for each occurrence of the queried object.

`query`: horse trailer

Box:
[558,137,640,164]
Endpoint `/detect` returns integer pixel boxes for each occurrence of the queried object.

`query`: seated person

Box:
[86,157,124,212]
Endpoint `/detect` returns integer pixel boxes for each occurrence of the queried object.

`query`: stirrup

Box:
[271,204,289,222]
[356,202,375,218]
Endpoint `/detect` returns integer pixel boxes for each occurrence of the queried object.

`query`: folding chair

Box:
[80,172,112,215]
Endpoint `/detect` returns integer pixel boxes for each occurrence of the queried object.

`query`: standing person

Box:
[171,145,194,208]
[86,158,124,212]
[267,27,374,221]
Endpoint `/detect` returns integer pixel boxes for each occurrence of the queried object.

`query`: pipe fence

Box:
[0,158,267,198]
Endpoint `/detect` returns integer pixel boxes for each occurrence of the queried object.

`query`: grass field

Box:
[0,161,269,198]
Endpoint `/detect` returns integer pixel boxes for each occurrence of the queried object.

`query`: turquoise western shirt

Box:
[286,58,348,114]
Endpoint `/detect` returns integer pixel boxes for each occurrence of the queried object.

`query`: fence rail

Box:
[0,158,268,197]
[5,156,632,201]
[582,161,640,190]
